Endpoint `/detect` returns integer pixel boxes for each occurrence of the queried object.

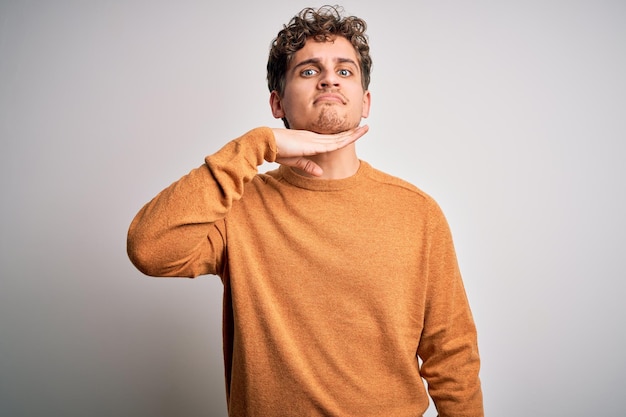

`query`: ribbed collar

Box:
[278,160,371,191]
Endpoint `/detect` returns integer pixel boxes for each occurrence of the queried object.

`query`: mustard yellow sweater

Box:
[127,127,483,417]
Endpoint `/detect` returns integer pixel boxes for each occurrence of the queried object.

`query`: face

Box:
[270,36,371,134]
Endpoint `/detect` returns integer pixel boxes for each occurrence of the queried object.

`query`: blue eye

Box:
[301,69,318,77]
[338,69,352,77]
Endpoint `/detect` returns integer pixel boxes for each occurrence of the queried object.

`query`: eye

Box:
[301,68,318,77]
[338,69,352,77]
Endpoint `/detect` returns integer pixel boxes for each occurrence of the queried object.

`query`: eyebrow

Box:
[291,57,359,73]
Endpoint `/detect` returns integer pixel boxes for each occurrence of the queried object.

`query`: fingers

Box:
[271,125,369,177]
[330,124,369,150]
[273,125,369,158]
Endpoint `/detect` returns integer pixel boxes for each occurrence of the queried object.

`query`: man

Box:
[127,5,483,417]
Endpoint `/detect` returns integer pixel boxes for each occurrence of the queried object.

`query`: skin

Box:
[269,36,371,178]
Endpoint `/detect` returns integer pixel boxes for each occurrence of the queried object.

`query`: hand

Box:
[271,125,369,176]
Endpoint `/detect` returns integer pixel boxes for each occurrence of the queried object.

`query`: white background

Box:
[1,1,625,416]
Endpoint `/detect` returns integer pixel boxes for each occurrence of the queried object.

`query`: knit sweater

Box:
[127,127,483,417]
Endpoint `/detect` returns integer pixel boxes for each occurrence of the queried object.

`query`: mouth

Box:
[314,93,346,104]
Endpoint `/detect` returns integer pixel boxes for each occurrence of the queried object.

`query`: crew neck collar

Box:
[278,161,370,191]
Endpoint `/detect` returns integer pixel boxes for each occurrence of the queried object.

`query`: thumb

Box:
[277,156,324,177]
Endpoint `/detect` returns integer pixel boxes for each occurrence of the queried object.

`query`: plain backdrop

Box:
[1,1,625,416]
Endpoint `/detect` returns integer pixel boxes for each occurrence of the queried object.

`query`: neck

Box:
[293,143,360,179]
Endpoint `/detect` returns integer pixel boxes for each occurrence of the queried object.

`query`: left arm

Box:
[418,201,484,417]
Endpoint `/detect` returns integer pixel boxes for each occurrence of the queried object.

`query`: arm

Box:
[127,127,275,278]
[126,125,369,278]
[418,202,484,417]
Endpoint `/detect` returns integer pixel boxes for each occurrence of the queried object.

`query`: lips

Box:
[314,93,346,104]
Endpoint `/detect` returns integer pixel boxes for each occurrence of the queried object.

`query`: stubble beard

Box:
[311,104,353,134]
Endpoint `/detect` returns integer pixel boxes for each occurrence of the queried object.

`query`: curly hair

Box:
[267,5,372,96]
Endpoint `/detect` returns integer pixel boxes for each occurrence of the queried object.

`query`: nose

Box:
[318,70,340,89]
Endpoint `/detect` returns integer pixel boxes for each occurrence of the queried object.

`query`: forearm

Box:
[127,127,276,277]
[418,202,484,416]
[419,295,483,417]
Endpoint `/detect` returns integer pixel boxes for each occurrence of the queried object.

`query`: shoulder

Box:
[240,167,287,199]
[363,162,436,204]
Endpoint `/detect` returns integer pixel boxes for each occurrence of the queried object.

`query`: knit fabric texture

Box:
[127,127,483,417]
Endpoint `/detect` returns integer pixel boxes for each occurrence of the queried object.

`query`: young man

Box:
[128,6,483,417]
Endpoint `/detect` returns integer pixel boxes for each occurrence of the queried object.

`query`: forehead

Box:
[289,36,360,68]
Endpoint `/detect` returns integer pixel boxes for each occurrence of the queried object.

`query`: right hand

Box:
[271,125,369,176]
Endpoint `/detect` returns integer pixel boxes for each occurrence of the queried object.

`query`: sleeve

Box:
[126,127,277,278]
[417,201,484,417]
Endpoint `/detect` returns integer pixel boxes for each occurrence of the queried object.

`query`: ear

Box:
[269,90,285,119]
[361,90,371,118]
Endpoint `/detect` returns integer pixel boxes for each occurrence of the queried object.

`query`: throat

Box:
[297,145,360,179]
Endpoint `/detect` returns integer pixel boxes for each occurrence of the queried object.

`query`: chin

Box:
[310,109,356,134]
[311,120,355,134]
[311,126,345,134]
